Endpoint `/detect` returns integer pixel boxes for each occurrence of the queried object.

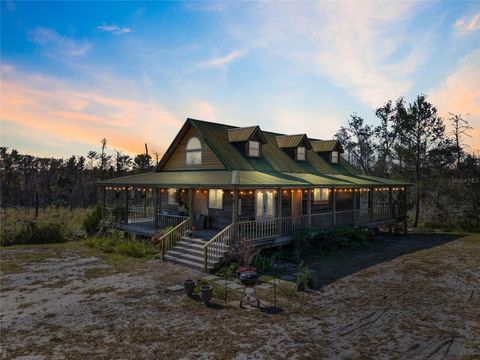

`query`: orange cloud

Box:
[430,50,480,153]
[1,65,182,157]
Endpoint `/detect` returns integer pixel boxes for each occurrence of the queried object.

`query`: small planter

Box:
[200,285,213,306]
[184,279,195,297]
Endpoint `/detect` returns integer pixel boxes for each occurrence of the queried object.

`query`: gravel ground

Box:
[1,233,479,359]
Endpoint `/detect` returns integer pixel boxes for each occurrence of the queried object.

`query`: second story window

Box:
[248,140,260,157]
[186,137,202,165]
[297,146,306,161]
[331,151,339,164]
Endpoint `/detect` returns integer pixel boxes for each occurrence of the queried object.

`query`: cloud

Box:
[453,12,480,35]
[200,50,243,68]
[97,24,132,35]
[430,50,480,152]
[29,27,91,56]
[223,1,431,107]
[0,65,181,157]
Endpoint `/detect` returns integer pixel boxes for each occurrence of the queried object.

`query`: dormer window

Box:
[248,140,260,157]
[331,151,339,164]
[297,146,306,161]
[186,137,202,165]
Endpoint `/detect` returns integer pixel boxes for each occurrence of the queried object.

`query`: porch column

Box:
[276,188,282,236]
[232,188,239,246]
[306,188,312,227]
[353,188,357,224]
[188,188,194,225]
[332,188,336,226]
[154,187,160,229]
[101,186,106,219]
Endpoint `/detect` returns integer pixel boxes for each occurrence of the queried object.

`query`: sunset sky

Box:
[1,1,479,159]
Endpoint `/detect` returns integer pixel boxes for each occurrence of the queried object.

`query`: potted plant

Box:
[184,279,195,297]
[200,284,213,306]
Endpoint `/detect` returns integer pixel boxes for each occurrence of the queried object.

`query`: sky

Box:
[1,1,479,159]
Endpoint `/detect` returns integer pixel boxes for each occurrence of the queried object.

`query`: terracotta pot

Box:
[200,285,212,305]
[184,279,195,297]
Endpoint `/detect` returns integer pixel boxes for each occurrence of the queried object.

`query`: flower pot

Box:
[184,279,195,297]
[200,285,212,305]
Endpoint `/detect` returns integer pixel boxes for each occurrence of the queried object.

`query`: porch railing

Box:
[158,218,191,260]
[203,224,233,272]
[236,204,401,242]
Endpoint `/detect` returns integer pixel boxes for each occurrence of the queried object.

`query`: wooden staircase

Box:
[164,235,228,272]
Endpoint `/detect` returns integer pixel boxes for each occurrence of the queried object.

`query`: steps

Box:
[164,236,228,272]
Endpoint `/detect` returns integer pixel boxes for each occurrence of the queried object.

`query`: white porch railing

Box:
[158,218,191,259]
[202,224,233,272]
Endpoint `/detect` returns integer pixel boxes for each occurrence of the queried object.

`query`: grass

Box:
[83,236,160,259]
[0,207,91,246]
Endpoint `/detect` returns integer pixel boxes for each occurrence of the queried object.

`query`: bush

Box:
[1,220,66,246]
[82,204,102,235]
[319,225,373,249]
[252,254,273,274]
[84,236,159,258]
[216,262,238,279]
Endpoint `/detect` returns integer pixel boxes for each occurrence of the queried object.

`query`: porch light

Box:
[283,190,287,194]
[240,191,244,195]
[230,191,234,194]
[249,191,253,194]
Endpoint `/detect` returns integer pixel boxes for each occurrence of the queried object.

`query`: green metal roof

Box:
[227,126,267,143]
[275,134,312,149]
[311,140,340,152]
[102,118,408,188]
[99,170,409,188]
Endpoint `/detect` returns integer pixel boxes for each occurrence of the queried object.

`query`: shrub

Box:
[83,236,159,258]
[82,204,102,235]
[1,220,65,246]
[252,254,273,274]
[216,262,238,279]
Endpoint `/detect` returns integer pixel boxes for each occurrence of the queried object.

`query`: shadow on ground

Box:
[308,232,464,288]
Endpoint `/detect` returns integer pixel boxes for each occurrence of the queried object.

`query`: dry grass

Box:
[1,233,479,359]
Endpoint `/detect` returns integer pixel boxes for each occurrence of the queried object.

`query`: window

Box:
[297,146,306,161]
[313,188,329,202]
[248,140,260,157]
[168,188,178,205]
[186,137,202,165]
[209,189,223,209]
[331,151,339,164]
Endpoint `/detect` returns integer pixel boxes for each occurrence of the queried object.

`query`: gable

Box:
[160,124,225,171]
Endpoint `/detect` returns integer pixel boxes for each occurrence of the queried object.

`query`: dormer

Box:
[275,134,312,162]
[310,140,344,164]
[227,126,267,158]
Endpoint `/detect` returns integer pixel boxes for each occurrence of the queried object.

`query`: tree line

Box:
[1,94,479,228]
[335,94,479,228]
[0,138,155,210]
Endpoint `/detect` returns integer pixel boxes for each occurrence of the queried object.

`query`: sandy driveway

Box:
[1,233,479,359]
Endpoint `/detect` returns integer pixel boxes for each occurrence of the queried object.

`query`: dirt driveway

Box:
[1,233,479,359]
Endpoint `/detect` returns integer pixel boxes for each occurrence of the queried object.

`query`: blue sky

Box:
[1,1,479,158]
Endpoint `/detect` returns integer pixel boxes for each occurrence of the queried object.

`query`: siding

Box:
[162,127,225,170]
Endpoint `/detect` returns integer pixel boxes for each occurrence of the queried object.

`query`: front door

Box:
[255,190,275,222]
[194,191,208,229]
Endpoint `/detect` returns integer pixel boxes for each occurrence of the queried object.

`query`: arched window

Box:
[186,137,202,165]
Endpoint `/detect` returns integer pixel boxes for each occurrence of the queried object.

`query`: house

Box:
[99,118,409,271]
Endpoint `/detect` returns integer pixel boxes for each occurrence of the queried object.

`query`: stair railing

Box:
[156,218,191,260]
[202,224,233,272]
